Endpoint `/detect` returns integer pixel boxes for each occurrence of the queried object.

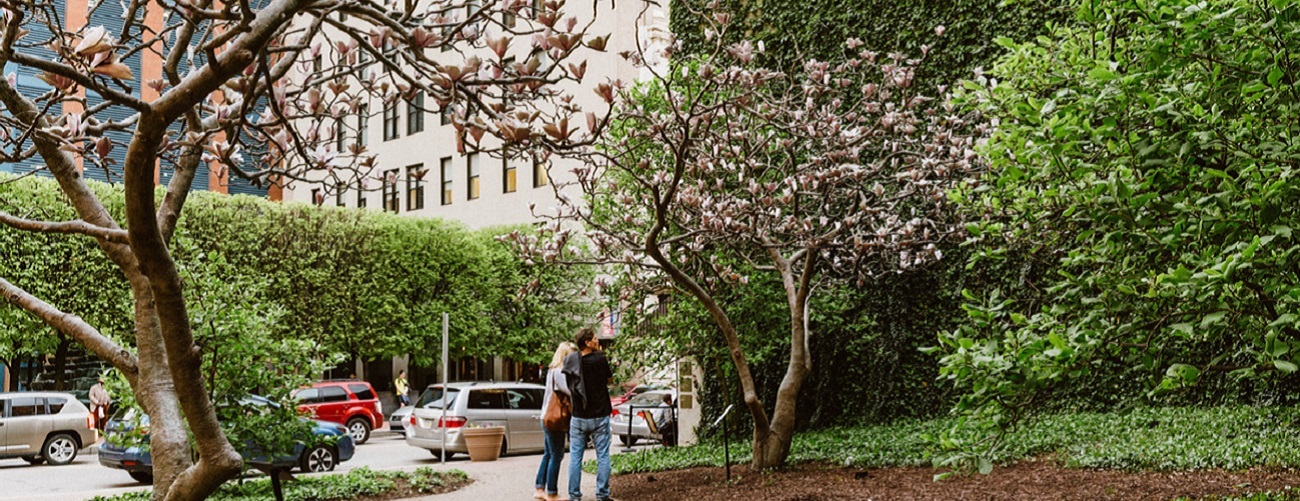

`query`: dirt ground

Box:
[609,460,1300,500]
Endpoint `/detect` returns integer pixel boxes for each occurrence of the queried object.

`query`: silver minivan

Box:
[0,392,98,465]
[404,382,545,457]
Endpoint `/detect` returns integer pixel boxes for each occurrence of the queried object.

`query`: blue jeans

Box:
[568,416,611,500]
[534,429,566,495]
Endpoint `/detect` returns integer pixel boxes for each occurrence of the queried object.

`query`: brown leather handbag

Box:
[543,390,571,431]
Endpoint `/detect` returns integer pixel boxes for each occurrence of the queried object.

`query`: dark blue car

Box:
[98,398,356,484]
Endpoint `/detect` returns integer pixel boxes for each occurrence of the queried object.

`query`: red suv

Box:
[292,381,383,444]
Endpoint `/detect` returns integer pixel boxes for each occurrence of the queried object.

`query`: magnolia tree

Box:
[0,0,607,498]
[504,9,987,467]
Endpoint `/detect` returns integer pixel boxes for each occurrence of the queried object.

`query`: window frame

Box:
[382,101,400,141]
[440,157,453,206]
[532,155,548,187]
[356,104,369,148]
[406,164,425,211]
[407,91,425,135]
[467,153,481,200]
[503,157,517,193]
[382,168,400,212]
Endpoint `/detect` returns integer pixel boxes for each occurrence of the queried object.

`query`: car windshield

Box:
[626,392,669,407]
[416,387,460,409]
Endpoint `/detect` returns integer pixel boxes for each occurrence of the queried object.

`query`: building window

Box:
[357,189,367,208]
[407,164,425,211]
[407,91,425,135]
[311,188,323,206]
[532,156,548,187]
[440,105,452,126]
[383,168,400,212]
[313,54,322,74]
[335,183,345,207]
[467,153,481,200]
[383,101,399,141]
[356,104,369,148]
[503,158,517,193]
[440,157,453,206]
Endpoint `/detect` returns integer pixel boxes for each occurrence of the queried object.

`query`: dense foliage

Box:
[604,406,1300,475]
[670,0,1070,88]
[90,467,470,501]
[0,174,592,367]
[612,0,1071,434]
[936,0,1300,460]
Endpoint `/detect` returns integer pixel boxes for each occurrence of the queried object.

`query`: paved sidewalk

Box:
[406,444,648,501]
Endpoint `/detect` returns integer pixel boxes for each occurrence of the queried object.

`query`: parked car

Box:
[404,382,546,458]
[292,380,383,444]
[98,397,356,484]
[610,384,667,407]
[0,392,98,466]
[611,390,676,446]
[388,405,412,433]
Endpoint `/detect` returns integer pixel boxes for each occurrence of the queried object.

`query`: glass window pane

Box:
[10,396,40,416]
[348,384,376,400]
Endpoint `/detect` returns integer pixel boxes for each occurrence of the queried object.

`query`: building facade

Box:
[279,2,669,228]
[0,0,268,197]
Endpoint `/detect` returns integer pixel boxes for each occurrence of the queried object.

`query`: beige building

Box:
[281,1,669,229]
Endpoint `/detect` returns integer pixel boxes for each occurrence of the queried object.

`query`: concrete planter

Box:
[462,426,505,462]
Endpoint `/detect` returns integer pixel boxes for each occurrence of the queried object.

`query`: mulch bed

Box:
[352,476,473,501]
[610,459,1300,500]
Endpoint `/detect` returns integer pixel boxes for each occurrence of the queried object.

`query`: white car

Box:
[404,382,546,458]
[611,390,677,446]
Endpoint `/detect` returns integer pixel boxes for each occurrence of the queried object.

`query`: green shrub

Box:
[91,467,470,501]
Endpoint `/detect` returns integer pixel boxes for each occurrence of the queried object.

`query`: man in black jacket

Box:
[564,327,613,501]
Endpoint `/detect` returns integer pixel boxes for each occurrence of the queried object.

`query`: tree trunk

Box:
[748,250,818,470]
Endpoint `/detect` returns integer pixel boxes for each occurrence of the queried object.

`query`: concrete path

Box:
[407,442,645,501]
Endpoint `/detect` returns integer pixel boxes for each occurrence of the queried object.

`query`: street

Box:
[0,429,513,501]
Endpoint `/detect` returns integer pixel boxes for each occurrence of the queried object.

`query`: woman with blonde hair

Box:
[534,341,577,500]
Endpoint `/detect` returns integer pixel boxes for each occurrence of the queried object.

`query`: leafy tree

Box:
[505,10,986,468]
[935,0,1300,466]
[0,0,601,497]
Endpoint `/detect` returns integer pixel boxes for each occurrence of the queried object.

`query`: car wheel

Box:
[299,445,337,473]
[41,433,79,465]
[346,417,372,444]
[129,471,154,484]
[619,435,638,447]
[21,455,44,465]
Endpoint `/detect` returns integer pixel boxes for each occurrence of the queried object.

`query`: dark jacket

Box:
[561,351,587,412]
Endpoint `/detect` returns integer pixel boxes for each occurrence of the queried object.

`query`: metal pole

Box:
[621,405,636,453]
[441,312,449,464]
[723,414,730,483]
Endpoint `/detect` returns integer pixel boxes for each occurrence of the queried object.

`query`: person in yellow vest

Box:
[394,370,410,406]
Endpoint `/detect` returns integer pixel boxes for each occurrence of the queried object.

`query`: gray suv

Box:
[0,392,98,465]
[404,382,545,457]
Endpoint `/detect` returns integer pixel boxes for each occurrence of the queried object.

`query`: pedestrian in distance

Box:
[563,327,614,501]
[394,370,410,406]
[535,341,578,501]
[89,377,111,432]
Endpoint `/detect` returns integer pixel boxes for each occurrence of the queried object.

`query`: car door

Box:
[3,396,47,455]
[503,388,544,452]
[463,389,508,445]
[316,386,349,424]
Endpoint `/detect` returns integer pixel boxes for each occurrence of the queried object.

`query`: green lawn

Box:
[607,406,1300,475]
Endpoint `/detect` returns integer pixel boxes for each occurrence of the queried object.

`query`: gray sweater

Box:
[540,367,570,421]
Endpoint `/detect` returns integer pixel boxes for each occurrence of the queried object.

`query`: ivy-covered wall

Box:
[672,0,1071,86]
